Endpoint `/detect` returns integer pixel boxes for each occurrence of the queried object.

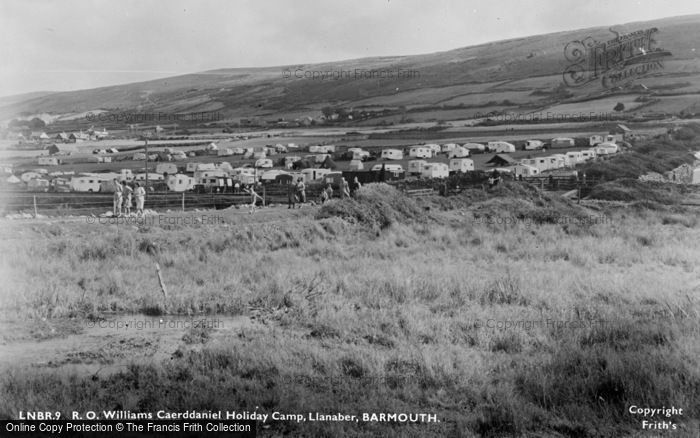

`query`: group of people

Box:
[287,176,360,208]
[113,179,146,217]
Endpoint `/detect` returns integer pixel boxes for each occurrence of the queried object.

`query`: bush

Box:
[315,183,427,230]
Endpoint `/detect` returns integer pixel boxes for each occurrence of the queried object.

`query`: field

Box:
[1,179,699,437]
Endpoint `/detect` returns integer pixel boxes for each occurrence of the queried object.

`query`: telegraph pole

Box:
[144,138,149,190]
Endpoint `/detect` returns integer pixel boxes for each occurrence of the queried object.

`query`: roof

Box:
[486,154,517,165]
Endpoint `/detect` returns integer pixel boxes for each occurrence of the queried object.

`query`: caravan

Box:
[565,151,584,165]
[448,146,470,158]
[420,163,449,179]
[408,160,428,175]
[381,149,404,160]
[513,164,540,177]
[449,158,474,174]
[70,175,103,192]
[463,143,486,153]
[301,168,332,183]
[424,144,441,157]
[441,143,458,153]
[487,141,516,153]
[551,137,575,148]
[409,146,432,159]
[524,140,544,150]
[166,174,195,192]
[156,163,178,175]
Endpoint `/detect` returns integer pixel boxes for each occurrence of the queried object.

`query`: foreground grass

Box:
[1,184,699,437]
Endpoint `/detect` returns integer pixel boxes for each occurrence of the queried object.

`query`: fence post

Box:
[262,185,266,206]
[33,195,38,218]
[182,192,185,212]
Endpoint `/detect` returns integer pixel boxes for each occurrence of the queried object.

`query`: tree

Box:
[321,106,334,119]
[613,102,625,112]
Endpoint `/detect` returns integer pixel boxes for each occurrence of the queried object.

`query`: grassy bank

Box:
[1,184,699,437]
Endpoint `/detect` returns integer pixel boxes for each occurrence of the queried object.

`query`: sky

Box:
[1,0,699,97]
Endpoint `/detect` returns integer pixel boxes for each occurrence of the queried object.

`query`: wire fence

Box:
[0,174,602,217]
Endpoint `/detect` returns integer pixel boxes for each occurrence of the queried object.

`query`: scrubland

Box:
[0,182,699,437]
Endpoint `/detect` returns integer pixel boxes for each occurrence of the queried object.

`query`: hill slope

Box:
[3,14,700,123]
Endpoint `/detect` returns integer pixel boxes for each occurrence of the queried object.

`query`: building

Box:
[486,154,517,167]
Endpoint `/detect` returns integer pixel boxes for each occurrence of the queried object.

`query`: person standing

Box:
[352,176,361,195]
[325,183,333,201]
[113,179,123,217]
[134,182,146,217]
[287,181,297,209]
[123,181,133,216]
[296,178,306,206]
[341,177,350,198]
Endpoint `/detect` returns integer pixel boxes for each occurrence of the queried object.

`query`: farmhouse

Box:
[408,160,428,175]
[69,132,90,142]
[610,124,632,141]
[449,158,474,173]
[381,149,404,160]
[421,163,449,179]
[409,146,432,159]
[487,154,517,167]
[31,132,50,141]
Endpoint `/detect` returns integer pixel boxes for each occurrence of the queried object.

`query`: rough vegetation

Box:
[1,177,700,436]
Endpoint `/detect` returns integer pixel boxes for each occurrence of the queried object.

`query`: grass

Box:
[1,182,699,437]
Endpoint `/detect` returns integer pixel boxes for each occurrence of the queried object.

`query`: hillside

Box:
[3,14,700,124]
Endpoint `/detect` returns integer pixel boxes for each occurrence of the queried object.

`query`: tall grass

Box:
[1,187,699,436]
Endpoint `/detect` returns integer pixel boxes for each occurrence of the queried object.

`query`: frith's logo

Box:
[562,27,672,88]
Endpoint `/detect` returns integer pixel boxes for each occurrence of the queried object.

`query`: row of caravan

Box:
[512,143,618,177]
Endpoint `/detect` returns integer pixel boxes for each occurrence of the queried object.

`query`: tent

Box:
[348,159,364,171]
[292,159,314,170]
[47,144,60,155]
[320,156,338,170]
[486,154,517,166]
[6,175,21,184]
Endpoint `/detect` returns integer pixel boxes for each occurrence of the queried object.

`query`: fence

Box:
[1,174,603,217]
[0,184,327,216]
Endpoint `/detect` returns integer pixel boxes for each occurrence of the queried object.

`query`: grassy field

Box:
[1,180,699,437]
